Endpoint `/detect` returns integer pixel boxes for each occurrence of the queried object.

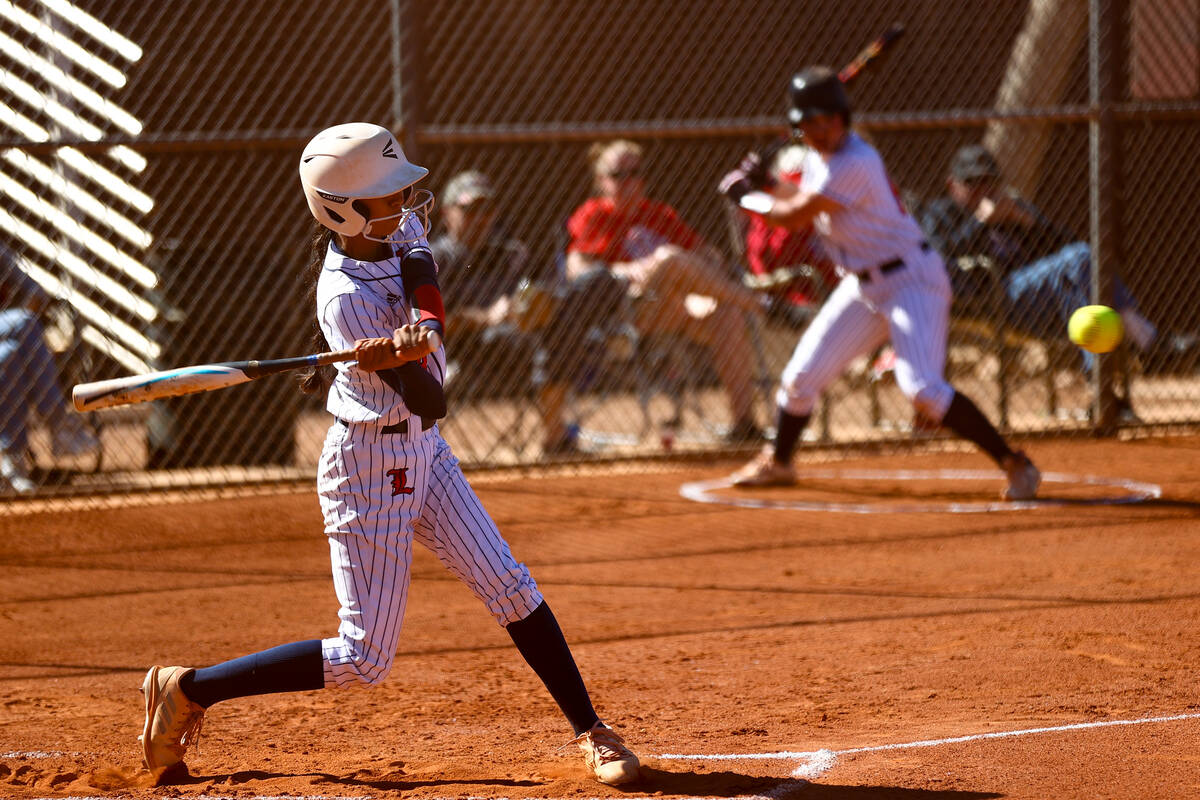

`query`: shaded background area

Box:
[0,0,1197,492]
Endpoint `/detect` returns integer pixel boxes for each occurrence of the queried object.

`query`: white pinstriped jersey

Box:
[799,132,927,272]
[316,215,447,424]
[311,212,543,690]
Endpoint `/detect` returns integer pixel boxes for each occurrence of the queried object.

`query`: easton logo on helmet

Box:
[317,190,349,203]
[382,142,398,159]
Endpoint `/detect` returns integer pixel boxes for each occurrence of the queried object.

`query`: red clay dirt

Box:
[1,435,1199,799]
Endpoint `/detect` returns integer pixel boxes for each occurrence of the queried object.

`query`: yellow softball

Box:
[1068,305,1123,353]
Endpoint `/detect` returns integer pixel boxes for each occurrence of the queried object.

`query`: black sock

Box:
[939,392,1014,466]
[505,601,599,736]
[180,639,325,708]
[773,408,810,464]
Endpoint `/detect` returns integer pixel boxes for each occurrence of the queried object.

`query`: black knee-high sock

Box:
[180,639,325,709]
[773,408,811,464]
[506,601,599,736]
[939,391,1015,466]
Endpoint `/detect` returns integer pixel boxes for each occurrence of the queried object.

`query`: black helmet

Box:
[788,66,851,127]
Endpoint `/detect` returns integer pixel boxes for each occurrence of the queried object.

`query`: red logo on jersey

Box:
[386,468,415,496]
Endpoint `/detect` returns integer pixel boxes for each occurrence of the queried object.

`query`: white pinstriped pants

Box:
[775,246,956,423]
[316,421,543,689]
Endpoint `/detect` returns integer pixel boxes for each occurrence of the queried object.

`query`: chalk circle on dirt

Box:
[680,469,1161,513]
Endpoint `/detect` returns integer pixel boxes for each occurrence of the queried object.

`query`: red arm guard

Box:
[412,284,445,335]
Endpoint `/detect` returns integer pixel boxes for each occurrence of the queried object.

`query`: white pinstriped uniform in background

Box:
[314,215,543,689]
[776,132,956,425]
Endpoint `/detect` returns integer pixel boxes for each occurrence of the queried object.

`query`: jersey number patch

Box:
[386,467,415,496]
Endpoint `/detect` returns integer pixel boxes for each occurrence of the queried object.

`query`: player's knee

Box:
[776,366,819,417]
[484,570,543,627]
[911,383,954,423]
[775,383,817,418]
[325,638,394,688]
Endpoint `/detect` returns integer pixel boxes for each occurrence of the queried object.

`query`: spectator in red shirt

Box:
[565,140,765,441]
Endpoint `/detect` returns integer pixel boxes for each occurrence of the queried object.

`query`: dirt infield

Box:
[2,436,1199,799]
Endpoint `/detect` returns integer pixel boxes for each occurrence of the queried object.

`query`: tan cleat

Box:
[139,665,205,774]
[730,449,796,488]
[1001,451,1041,501]
[568,723,640,786]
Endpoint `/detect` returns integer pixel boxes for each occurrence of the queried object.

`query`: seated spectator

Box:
[921,145,1171,376]
[0,242,99,494]
[430,170,578,455]
[724,142,840,325]
[565,140,766,442]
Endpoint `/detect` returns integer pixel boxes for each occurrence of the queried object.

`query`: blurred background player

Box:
[721,68,1040,499]
[137,123,639,787]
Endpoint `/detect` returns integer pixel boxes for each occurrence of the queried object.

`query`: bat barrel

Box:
[72,365,255,412]
[70,348,359,412]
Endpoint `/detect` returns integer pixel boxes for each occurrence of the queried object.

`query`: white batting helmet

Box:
[299,122,433,243]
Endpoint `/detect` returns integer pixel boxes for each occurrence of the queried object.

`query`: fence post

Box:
[391,0,425,158]
[1089,0,1125,435]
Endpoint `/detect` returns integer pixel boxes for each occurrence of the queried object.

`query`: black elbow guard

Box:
[377,362,446,420]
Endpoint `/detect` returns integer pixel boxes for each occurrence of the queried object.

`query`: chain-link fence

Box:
[1,0,1197,498]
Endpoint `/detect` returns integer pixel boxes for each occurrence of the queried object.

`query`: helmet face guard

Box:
[360,188,435,245]
[299,122,431,241]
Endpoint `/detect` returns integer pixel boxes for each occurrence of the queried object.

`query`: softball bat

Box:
[72,347,357,412]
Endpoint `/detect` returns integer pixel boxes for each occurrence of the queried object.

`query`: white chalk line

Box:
[657,710,1200,779]
[681,469,1161,513]
[21,712,1200,800]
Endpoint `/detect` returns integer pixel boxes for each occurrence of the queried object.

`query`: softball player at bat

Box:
[137,123,639,786]
[723,68,1041,499]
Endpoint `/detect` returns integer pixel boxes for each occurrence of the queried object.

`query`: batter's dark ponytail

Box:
[298,221,336,395]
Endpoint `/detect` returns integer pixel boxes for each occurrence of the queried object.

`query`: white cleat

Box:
[568,723,640,786]
[730,450,797,488]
